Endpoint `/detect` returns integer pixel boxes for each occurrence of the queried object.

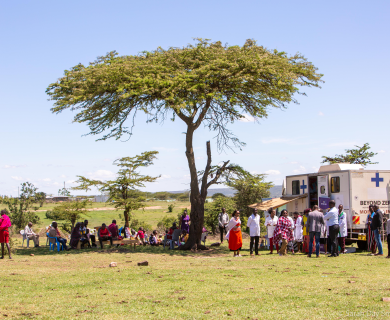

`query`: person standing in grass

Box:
[273,209,293,256]
[371,204,384,256]
[179,209,190,234]
[265,209,278,254]
[338,204,347,254]
[226,210,243,257]
[301,208,311,254]
[366,205,377,254]
[306,205,324,258]
[386,216,390,259]
[0,210,12,259]
[247,208,261,256]
[323,200,340,257]
[218,208,229,244]
[293,212,303,253]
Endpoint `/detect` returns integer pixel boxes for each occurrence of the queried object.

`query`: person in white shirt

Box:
[218,208,229,244]
[323,200,340,257]
[247,208,261,256]
[24,222,40,247]
[338,204,348,254]
[287,214,295,254]
[265,209,278,254]
[293,212,303,253]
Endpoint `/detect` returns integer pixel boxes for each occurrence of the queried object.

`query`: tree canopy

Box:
[47,39,323,249]
[72,151,160,227]
[321,143,378,167]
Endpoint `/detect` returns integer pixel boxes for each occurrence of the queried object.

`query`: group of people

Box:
[217,201,389,258]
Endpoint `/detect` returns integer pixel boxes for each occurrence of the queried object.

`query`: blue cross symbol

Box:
[300,180,307,193]
[371,173,383,187]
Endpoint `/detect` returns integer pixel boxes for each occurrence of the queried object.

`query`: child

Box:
[149,230,158,246]
[136,227,145,245]
[180,231,189,246]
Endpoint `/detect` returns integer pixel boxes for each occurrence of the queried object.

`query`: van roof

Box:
[318,163,364,172]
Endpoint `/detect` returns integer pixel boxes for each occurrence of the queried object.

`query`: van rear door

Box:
[318,175,329,208]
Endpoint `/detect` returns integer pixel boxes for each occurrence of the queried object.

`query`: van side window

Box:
[292,180,300,195]
[331,177,340,193]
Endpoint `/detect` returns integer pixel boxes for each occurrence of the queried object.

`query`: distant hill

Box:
[166,186,283,198]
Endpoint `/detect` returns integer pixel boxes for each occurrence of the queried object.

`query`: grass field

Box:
[1,240,389,319]
[1,201,390,319]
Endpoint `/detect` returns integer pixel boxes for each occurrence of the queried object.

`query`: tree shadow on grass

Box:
[14,243,269,258]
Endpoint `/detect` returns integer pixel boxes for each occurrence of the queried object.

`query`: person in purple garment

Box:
[179,209,190,233]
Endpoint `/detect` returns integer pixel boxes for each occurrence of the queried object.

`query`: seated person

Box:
[24,222,40,247]
[98,223,113,249]
[136,227,145,245]
[79,222,91,248]
[84,220,96,247]
[108,220,119,240]
[48,222,69,250]
[130,229,137,239]
[124,226,131,238]
[70,222,83,249]
[149,230,159,246]
[180,230,189,246]
[167,222,178,239]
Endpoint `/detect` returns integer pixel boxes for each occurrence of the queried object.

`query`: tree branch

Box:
[201,141,212,198]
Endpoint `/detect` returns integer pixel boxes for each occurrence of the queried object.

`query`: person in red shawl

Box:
[0,210,12,259]
[273,209,293,256]
[226,210,243,257]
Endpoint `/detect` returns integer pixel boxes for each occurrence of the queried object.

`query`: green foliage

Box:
[129,218,152,232]
[58,187,71,197]
[204,196,236,234]
[35,192,46,207]
[321,143,378,167]
[45,210,62,221]
[47,39,322,244]
[212,193,226,199]
[51,200,90,230]
[167,204,175,212]
[157,215,177,231]
[72,151,160,227]
[2,182,41,230]
[228,173,273,217]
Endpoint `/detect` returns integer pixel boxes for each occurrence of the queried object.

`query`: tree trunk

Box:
[124,209,129,228]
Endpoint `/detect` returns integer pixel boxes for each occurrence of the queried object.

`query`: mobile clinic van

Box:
[251,163,389,250]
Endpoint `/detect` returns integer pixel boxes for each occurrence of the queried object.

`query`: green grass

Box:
[1,240,390,319]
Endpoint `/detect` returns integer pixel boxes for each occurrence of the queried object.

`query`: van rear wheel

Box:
[357,240,367,251]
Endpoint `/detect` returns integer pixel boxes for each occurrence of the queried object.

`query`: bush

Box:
[129,218,152,232]
[203,197,235,234]
[157,215,177,231]
[168,204,175,212]
[45,210,62,221]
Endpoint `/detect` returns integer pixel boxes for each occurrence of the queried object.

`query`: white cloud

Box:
[261,138,291,144]
[289,161,298,165]
[239,114,255,122]
[312,166,319,172]
[3,164,27,169]
[265,170,281,175]
[11,176,23,181]
[196,156,204,160]
[318,111,324,116]
[293,166,306,174]
[88,170,116,180]
[60,174,66,178]
[326,141,356,147]
[42,178,51,182]
[378,150,385,153]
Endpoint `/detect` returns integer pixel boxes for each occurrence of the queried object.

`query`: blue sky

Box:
[1,1,389,196]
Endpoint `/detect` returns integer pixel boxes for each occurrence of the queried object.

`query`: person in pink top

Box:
[0,210,12,259]
[136,227,145,245]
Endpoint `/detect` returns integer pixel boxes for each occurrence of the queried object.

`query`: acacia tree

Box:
[47,39,323,249]
[72,151,160,227]
[321,143,378,167]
